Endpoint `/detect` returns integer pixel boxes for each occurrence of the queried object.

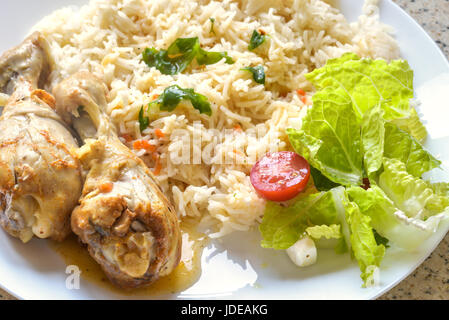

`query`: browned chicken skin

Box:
[0,32,83,242]
[53,72,182,288]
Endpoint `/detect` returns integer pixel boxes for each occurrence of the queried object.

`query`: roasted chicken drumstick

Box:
[0,32,82,242]
[53,71,182,288]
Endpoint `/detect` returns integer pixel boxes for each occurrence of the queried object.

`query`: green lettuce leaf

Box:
[330,187,352,253]
[373,229,389,248]
[378,158,449,220]
[361,104,385,178]
[305,53,414,120]
[310,166,340,191]
[390,107,427,143]
[260,189,346,250]
[426,182,449,214]
[287,87,363,186]
[306,224,343,251]
[379,158,442,219]
[427,182,449,196]
[260,192,320,250]
[306,224,341,240]
[347,185,448,251]
[360,108,435,180]
[344,198,385,287]
[331,187,385,287]
[260,185,386,287]
[383,123,440,177]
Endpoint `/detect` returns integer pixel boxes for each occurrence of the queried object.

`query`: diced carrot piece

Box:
[154,128,165,138]
[99,182,113,193]
[301,96,307,104]
[152,155,162,175]
[133,140,144,150]
[233,124,242,132]
[296,88,306,96]
[133,139,156,152]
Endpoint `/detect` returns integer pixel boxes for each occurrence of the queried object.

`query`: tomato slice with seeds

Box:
[250,151,310,202]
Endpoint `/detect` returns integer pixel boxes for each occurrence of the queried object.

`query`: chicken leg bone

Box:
[53,71,182,288]
[0,32,83,242]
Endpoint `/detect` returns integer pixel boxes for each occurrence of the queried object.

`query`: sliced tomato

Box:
[250,151,310,202]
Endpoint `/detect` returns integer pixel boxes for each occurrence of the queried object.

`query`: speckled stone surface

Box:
[378,0,449,300]
[392,0,449,58]
[0,0,448,301]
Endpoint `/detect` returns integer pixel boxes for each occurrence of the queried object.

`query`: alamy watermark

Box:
[65,265,81,290]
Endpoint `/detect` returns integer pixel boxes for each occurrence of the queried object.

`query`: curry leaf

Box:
[248,30,266,51]
[196,48,234,65]
[142,37,233,75]
[149,85,212,116]
[138,106,149,132]
[142,38,199,75]
[241,65,265,84]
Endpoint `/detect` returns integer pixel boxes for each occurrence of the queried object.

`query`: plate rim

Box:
[0,0,448,300]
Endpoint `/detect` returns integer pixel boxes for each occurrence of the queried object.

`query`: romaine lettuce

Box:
[305,53,414,120]
[260,190,342,250]
[344,198,385,287]
[347,185,448,251]
[379,158,446,219]
[260,186,385,287]
[383,123,440,177]
[286,86,363,186]
[361,104,385,178]
[306,224,341,240]
[390,107,427,143]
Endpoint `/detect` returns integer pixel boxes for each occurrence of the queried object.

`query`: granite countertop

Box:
[0,0,448,301]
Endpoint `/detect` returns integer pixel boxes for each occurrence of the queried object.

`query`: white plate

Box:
[0,0,448,300]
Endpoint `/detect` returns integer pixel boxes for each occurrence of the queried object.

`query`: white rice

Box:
[32,0,400,238]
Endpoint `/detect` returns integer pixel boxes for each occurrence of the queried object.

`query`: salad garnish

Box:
[258,53,449,287]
